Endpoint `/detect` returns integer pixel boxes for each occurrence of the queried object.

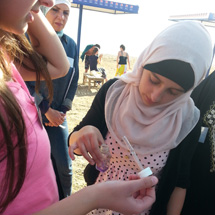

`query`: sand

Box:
[67,54,137,193]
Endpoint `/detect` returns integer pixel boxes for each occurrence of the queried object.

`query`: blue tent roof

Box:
[71,0,139,14]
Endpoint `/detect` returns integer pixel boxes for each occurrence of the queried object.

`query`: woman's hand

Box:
[45,108,65,127]
[68,126,106,165]
[95,176,158,215]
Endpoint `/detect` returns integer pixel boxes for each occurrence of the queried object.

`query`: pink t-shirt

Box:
[0,65,58,214]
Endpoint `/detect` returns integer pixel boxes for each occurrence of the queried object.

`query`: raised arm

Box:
[19,10,70,81]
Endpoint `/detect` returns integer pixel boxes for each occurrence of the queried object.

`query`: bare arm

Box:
[116,51,120,68]
[167,187,186,215]
[127,53,131,70]
[19,10,70,81]
[98,54,103,64]
[34,176,158,215]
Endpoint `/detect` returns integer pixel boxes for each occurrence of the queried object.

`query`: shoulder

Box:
[62,34,77,46]
[93,78,118,109]
[106,78,118,86]
[99,78,118,94]
[191,70,215,108]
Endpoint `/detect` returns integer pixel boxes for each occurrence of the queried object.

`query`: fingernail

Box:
[151,176,158,184]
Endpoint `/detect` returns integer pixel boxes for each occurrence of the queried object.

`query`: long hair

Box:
[0,30,53,213]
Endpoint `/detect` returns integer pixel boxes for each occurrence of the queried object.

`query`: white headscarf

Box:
[105,21,213,155]
[40,0,71,16]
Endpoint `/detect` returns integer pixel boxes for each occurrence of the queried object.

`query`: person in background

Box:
[0,0,70,213]
[80,44,101,73]
[115,44,131,76]
[89,47,107,82]
[26,0,79,200]
[68,21,213,215]
[150,70,215,215]
[182,69,215,214]
[0,0,158,214]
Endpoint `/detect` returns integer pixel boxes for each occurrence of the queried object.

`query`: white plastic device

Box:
[138,167,153,178]
[122,136,153,178]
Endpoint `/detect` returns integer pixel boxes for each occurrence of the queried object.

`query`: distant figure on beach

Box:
[80,44,101,73]
[115,44,131,76]
[89,47,107,82]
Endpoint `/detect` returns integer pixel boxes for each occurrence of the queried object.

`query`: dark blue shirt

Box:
[26,33,79,121]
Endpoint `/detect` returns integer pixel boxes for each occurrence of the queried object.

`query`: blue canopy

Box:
[70,0,139,57]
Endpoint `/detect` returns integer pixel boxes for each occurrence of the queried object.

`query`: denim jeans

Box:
[45,118,72,199]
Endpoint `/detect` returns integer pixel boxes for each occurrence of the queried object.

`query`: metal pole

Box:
[77,4,83,58]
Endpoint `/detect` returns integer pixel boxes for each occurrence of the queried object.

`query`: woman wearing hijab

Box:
[26,0,78,200]
[68,21,213,215]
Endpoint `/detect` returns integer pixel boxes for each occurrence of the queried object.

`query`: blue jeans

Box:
[45,118,72,199]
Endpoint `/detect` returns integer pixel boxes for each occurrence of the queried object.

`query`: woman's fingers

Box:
[69,126,109,165]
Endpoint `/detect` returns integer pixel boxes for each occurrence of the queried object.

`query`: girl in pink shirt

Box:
[0,0,158,214]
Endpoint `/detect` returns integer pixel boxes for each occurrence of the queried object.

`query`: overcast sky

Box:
[64,0,215,59]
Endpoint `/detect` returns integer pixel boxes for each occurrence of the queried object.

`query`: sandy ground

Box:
[67,54,137,193]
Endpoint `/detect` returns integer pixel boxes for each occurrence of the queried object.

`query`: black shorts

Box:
[85,55,90,69]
